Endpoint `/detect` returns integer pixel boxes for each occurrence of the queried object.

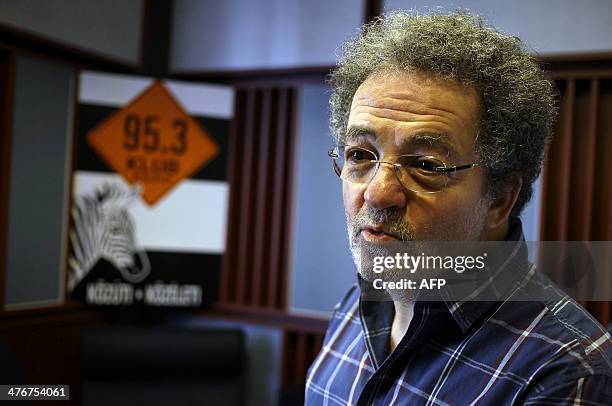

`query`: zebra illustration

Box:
[68,182,151,290]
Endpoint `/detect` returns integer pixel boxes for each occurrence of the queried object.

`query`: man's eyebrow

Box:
[344,127,461,156]
[345,126,377,143]
[401,132,459,156]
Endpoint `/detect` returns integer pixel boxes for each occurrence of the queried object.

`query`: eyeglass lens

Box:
[334,146,450,193]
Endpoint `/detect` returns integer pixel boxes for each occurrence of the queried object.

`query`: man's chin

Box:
[356,268,377,283]
[351,243,395,283]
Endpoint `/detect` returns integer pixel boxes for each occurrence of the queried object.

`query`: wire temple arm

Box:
[435,163,479,173]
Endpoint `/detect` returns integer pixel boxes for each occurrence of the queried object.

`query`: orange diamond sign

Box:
[87,81,219,206]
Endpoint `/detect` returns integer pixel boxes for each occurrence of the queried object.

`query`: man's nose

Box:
[363,163,407,210]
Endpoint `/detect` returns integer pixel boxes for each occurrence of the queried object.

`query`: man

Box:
[305,11,612,405]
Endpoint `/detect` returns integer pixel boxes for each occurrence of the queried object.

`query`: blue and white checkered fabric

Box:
[306,221,612,405]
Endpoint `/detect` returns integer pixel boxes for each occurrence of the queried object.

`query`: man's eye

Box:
[416,157,444,173]
[346,149,373,162]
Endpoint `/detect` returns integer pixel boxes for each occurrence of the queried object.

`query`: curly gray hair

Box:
[329,10,557,218]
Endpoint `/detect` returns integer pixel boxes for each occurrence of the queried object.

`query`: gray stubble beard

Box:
[346,199,488,303]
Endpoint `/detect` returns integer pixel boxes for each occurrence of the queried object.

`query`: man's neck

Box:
[390,300,415,352]
[387,221,516,352]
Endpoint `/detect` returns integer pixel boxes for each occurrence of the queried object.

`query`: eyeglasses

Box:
[328,145,479,193]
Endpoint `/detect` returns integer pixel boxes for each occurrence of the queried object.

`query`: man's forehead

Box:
[346,69,481,155]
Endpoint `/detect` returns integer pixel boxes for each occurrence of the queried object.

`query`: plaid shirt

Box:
[306,220,612,405]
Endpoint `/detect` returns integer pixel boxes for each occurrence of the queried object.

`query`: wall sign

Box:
[87,81,219,206]
[68,72,233,308]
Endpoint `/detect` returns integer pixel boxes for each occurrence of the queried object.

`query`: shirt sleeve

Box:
[522,374,612,406]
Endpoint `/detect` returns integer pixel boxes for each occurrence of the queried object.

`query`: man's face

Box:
[343,69,491,278]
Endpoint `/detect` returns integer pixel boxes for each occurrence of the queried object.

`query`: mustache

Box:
[350,207,416,242]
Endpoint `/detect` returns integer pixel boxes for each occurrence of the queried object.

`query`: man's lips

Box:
[359,226,400,242]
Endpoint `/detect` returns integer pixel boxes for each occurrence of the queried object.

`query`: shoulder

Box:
[492,271,612,386]
[537,294,612,376]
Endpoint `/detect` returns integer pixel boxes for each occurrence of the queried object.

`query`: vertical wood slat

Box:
[251,89,272,306]
[281,331,296,387]
[569,82,595,299]
[313,335,324,360]
[568,80,598,240]
[267,89,289,309]
[221,90,246,304]
[363,0,383,24]
[556,78,575,240]
[582,79,599,239]
[221,86,298,311]
[306,333,323,380]
[260,89,280,306]
[281,328,325,389]
[235,90,259,304]
[279,89,297,309]
[541,79,575,240]
[294,332,307,383]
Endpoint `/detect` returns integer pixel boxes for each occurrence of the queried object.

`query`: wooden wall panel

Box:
[281,329,325,389]
[221,87,297,311]
[0,308,103,405]
[540,72,612,326]
[593,80,612,241]
[363,0,383,24]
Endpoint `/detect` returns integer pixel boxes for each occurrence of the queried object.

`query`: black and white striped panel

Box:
[70,71,233,307]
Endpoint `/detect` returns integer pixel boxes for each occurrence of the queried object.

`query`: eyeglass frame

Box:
[327,144,480,193]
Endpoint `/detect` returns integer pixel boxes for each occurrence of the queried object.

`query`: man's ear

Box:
[485,174,523,231]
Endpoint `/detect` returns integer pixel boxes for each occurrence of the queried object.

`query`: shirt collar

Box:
[433,217,530,332]
[358,217,531,334]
